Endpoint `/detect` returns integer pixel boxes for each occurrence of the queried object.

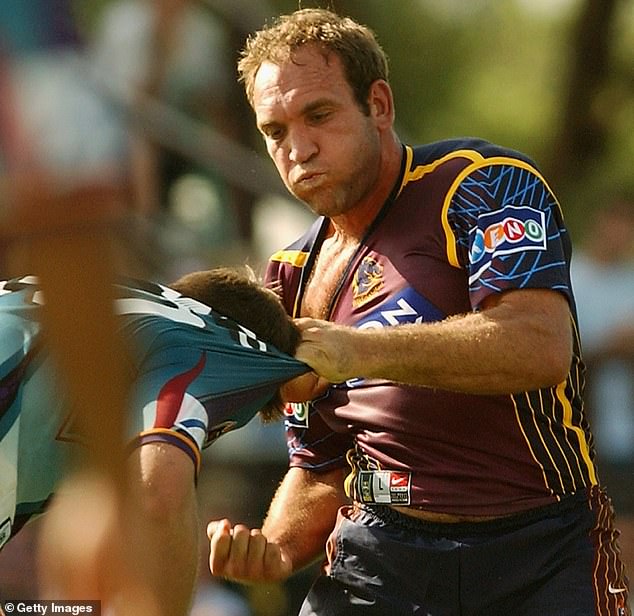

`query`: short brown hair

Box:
[170,266,299,421]
[238,8,389,114]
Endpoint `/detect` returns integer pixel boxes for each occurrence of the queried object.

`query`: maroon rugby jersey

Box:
[265,138,597,517]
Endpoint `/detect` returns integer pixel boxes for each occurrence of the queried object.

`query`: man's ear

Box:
[367,79,395,128]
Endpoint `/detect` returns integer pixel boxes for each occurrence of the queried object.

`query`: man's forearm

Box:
[296,289,573,395]
[263,467,347,573]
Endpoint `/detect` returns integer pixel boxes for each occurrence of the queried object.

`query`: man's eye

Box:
[266,127,285,141]
[309,110,331,124]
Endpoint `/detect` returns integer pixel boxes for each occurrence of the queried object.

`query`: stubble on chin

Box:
[292,185,352,218]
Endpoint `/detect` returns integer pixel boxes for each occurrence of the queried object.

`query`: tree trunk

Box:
[548,0,620,189]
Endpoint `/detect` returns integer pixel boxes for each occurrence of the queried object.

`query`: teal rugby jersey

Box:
[0,276,308,547]
[267,138,597,517]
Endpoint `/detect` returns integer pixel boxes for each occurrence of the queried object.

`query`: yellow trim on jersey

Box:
[138,428,202,472]
[269,249,309,268]
[398,146,485,197]
[546,387,580,488]
[439,155,565,269]
[396,145,414,195]
[269,250,310,317]
[555,381,597,485]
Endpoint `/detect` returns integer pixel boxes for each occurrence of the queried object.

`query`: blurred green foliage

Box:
[76,0,634,242]
[268,0,634,242]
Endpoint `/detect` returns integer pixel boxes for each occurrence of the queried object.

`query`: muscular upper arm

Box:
[479,288,573,383]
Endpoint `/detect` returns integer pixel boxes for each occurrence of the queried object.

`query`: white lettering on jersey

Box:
[357,298,423,330]
[238,329,267,352]
[116,297,209,328]
[116,296,268,352]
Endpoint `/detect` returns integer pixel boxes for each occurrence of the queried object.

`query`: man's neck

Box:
[329,137,403,240]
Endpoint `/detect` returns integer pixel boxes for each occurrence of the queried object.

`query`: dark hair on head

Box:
[238,8,389,114]
[169,266,299,422]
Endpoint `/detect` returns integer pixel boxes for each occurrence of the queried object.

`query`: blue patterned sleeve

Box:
[447,159,573,309]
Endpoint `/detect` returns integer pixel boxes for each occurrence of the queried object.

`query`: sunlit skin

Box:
[206,36,576,590]
[252,44,403,239]
[253,43,403,402]
[279,370,329,402]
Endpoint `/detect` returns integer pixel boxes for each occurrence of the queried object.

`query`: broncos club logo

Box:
[352,256,384,308]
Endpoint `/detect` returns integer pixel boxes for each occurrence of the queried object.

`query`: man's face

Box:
[252,45,382,218]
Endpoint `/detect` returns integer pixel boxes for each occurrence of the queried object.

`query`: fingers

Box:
[263,540,287,573]
[294,343,318,366]
[206,518,229,540]
[207,520,290,583]
[223,523,255,573]
[293,318,358,383]
[208,519,233,577]
[293,317,324,330]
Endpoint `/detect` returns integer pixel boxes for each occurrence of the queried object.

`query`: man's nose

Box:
[288,128,318,164]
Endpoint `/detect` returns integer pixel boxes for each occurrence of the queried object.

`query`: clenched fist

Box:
[207,519,293,583]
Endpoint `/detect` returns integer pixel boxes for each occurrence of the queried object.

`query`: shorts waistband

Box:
[353,492,588,536]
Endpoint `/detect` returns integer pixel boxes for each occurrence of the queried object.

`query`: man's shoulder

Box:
[267,217,326,265]
[410,138,535,166]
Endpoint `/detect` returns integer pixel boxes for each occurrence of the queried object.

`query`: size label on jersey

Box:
[357,470,411,505]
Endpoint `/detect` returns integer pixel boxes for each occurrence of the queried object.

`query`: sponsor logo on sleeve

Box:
[469,205,547,267]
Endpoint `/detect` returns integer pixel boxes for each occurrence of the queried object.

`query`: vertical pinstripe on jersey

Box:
[403,145,599,497]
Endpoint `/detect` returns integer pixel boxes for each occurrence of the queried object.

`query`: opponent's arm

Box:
[39,444,199,616]
[208,466,346,583]
[295,288,572,395]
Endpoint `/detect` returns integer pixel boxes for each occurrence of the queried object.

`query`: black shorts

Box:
[299,487,630,616]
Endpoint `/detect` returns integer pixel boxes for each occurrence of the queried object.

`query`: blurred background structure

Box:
[0,0,633,614]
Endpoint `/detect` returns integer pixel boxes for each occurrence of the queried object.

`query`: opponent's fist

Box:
[207,519,293,583]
